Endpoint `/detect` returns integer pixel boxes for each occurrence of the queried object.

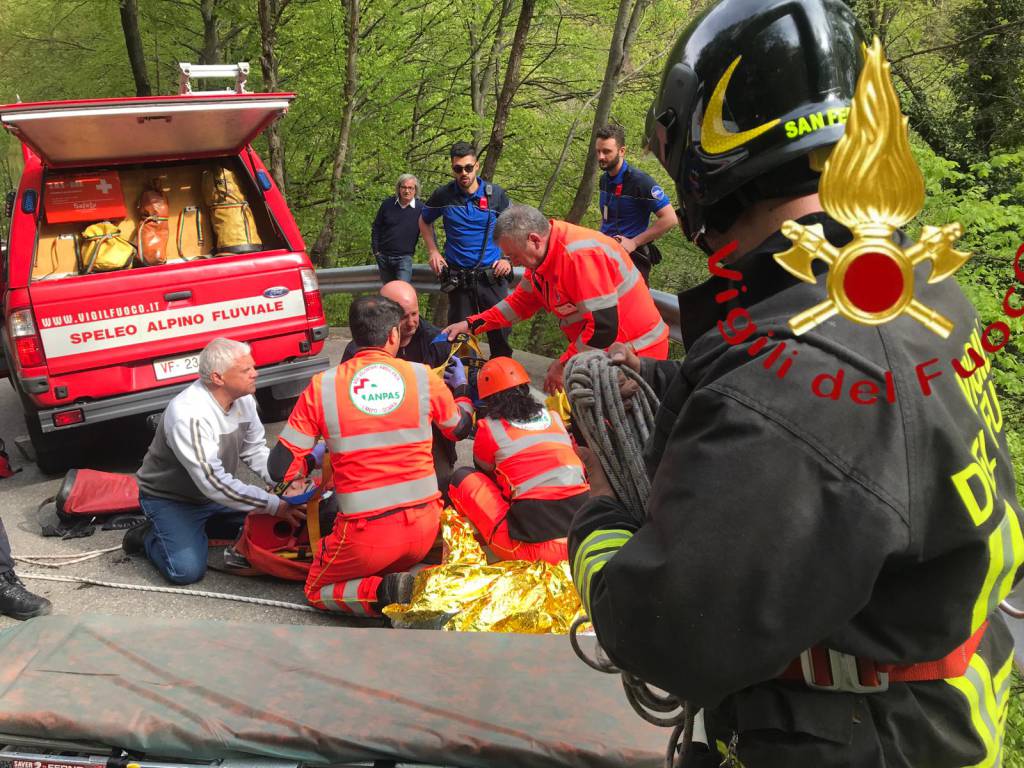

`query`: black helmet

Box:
[646,0,864,250]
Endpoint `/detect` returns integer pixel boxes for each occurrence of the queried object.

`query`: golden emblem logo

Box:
[700,56,780,155]
[774,38,970,337]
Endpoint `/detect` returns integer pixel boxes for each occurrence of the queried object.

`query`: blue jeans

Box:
[139,492,247,585]
[375,253,413,283]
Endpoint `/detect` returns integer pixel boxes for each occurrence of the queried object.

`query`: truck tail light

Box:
[300,268,324,320]
[53,408,84,427]
[10,309,46,367]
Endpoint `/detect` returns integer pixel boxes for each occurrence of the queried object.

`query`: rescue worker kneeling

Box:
[449,358,588,564]
[268,296,474,616]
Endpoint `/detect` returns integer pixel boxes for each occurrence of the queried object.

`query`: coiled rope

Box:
[564,350,693,768]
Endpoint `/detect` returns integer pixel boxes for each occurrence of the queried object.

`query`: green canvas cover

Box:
[0,615,667,766]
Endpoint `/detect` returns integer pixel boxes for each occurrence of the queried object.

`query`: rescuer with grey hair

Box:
[444,203,668,393]
[126,337,305,584]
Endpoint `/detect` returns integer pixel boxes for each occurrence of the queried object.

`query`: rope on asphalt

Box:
[19,572,319,613]
[563,350,694,768]
[14,546,122,568]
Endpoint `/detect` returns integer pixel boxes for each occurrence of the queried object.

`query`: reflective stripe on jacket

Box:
[278,348,473,517]
[474,409,588,502]
[470,219,668,363]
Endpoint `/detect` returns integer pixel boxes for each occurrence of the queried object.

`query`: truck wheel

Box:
[23,413,75,475]
[256,389,298,424]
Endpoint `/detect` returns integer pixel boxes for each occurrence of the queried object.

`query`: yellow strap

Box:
[304,455,331,552]
[430,332,484,378]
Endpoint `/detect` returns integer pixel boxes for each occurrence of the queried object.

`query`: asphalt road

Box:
[1,330,1022,666]
[0,330,559,631]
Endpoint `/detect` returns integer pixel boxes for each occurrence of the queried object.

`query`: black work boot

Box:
[121,520,153,556]
[0,571,52,620]
[376,571,416,609]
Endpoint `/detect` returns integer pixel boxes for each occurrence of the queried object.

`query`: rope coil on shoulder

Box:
[564,350,694,768]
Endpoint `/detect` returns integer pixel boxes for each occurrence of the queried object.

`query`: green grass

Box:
[1007,669,1023,767]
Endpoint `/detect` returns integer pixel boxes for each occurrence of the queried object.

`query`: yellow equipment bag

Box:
[202,165,262,254]
[75,222,136,274]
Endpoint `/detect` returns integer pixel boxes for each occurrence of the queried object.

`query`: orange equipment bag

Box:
[235,461,334,580]
[137,181,170,266]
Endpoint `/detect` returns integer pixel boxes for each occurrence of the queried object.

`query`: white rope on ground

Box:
[564,350,693,768]
[19,572,319,613]
[14,546,122,568]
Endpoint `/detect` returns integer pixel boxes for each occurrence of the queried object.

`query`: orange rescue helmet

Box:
[477,357,531,399]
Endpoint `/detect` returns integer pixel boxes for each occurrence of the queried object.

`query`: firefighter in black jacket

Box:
[568,1,1024,765]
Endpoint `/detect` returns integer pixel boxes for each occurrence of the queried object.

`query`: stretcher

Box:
[0,614,666,767]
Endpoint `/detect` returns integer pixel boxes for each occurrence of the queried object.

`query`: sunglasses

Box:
[451,163,476,174]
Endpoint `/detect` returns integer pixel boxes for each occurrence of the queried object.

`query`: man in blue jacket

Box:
[419,142,513,358]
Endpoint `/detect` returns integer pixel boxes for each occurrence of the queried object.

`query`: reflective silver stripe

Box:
[336,474,439,515]
[565,237,642,309]
[458,400,474,416]
[578,291,617,312]
[520,278,534,293]
[279,424,316,450]
[321,368,341,447]
[964,661,997,745]
[342,580,369,616]
[559,311,585,328]
[627,320,668,351]
[319,584,341,611]
[494,299,519,322]
[487,417,572,462]
[566,237,634,280]
[413,364,431,425]
[616,262,640,296]
[514,464,586,495]
[334,426,432,453]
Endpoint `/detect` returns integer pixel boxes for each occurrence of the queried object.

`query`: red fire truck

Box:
[0,64,329,473]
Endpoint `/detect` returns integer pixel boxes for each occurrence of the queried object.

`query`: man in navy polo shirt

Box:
[419,141,513,358]
[596,124,678,285]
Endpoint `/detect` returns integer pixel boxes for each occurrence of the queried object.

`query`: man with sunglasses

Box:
[419,142,513,358]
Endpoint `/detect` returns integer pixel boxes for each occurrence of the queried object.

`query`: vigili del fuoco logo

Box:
[707,38,1023,406]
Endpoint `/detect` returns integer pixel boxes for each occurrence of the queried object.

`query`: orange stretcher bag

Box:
[234,463,334,580]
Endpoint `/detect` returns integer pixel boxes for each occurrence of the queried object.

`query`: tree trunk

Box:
[481,0,535,180]
[258,0,287,192]
[310,0,360,267]
[118,0,151,96]
[468,0,514,149]
[199,0,221,65]
[565,0,649,223]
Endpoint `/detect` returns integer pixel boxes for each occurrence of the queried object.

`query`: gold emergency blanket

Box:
[384,508,583,633]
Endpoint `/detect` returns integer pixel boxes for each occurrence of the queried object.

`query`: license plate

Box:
[153,353,200,381]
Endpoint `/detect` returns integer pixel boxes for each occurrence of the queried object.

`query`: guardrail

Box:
[315,265,682,343]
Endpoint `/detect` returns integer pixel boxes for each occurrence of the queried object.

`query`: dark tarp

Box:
[0,614,667,766]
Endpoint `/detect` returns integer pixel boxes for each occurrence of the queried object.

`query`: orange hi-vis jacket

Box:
[469,220,669,363]
[473,409,588,502]
[277,348,474,517]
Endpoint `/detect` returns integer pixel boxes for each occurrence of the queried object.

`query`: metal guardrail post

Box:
[314,265,682,343]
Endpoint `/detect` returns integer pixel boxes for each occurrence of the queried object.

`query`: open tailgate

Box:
[0,93,293,168]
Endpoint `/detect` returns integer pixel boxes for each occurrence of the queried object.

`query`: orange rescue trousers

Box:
[305,498,441,617]
[449,471,568,564]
